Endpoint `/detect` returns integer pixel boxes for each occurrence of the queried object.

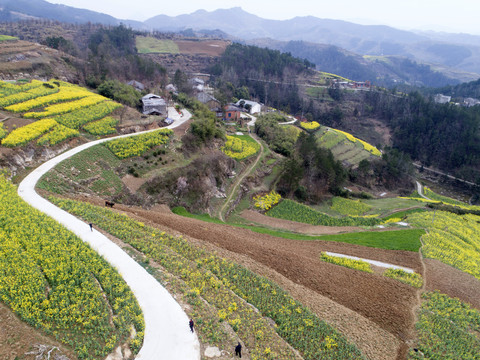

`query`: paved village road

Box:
[18,109,201,360]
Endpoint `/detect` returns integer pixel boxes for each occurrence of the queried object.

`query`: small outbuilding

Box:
[142,94,167,115]
[197,92,221,110]
[127,80,145,92]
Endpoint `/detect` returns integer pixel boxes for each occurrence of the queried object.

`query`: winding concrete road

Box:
[415,181,430,200]
[18,109,200,360]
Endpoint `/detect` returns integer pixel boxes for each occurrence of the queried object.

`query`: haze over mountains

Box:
[2,0,480,80]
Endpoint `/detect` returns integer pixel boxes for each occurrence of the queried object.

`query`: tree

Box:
[97,79,141,108]
[173,69,191,95]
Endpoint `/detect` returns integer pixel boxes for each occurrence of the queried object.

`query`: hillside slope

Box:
[0,38,81,82]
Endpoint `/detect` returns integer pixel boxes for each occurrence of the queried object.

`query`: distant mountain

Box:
[0,0,145,28]
[2,2,480,81]
[144,7,480,76]
[145,7,426,46]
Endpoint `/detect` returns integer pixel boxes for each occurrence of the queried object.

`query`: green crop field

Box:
[305,87,332,100]
[267,199,380,227]
[0,34,17,41]
[136,36,179,54]
[318,229,424,251]
[38,144,123,196]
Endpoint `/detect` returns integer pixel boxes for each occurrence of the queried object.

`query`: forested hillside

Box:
[210,43,315,114]
[433,77,480,99]
[248,39,465,87]
[364,91,480,181]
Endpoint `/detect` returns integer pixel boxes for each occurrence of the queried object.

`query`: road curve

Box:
[18,110,201,360]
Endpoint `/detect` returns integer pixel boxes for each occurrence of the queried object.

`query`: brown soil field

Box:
[122,174,146,193]
[424,258,480,310]
[175,40,229,56]
[76,197,420,359]
[0,302,77,360]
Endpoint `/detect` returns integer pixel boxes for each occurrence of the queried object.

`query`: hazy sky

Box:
[47,0,480,35]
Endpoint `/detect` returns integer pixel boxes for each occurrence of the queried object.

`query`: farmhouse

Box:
[464,97,480,107]
[224,104,243,121]
[197,92,220,110]
[235,99,262,114]
[434,94,451,104]
[332,80,371,90]
[142,94,167,115]
[190,77,205,92]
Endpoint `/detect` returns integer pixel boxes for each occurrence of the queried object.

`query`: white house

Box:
[464,97,480,107]
[235,99,262,114]
[434,94,451,104]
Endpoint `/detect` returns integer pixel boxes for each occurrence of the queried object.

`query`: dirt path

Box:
[400,235,426,359]
[219,134,264,221]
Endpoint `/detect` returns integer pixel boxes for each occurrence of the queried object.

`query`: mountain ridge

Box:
[3,1,480,78]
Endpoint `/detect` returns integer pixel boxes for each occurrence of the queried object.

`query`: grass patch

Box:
[382,208,427,221]
[172,206,225,224]
[423,187,467,206]
[317,229,424,252]
[136,36,179,54]
[331,197,371,216]
[305,87,331,100]
[363,197,427,217]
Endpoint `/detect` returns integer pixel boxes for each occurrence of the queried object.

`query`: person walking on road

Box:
[189,318,194,333]
[89,223,93,232]
[235,342,242,358]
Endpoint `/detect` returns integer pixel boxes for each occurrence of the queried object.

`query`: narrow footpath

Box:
[219,133,264,222]
[18,109,200,360]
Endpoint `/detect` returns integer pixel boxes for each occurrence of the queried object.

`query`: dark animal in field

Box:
[105,201,115,208]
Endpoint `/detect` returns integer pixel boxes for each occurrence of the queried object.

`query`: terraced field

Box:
[316,126,381,166]
[0,80,122,148]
